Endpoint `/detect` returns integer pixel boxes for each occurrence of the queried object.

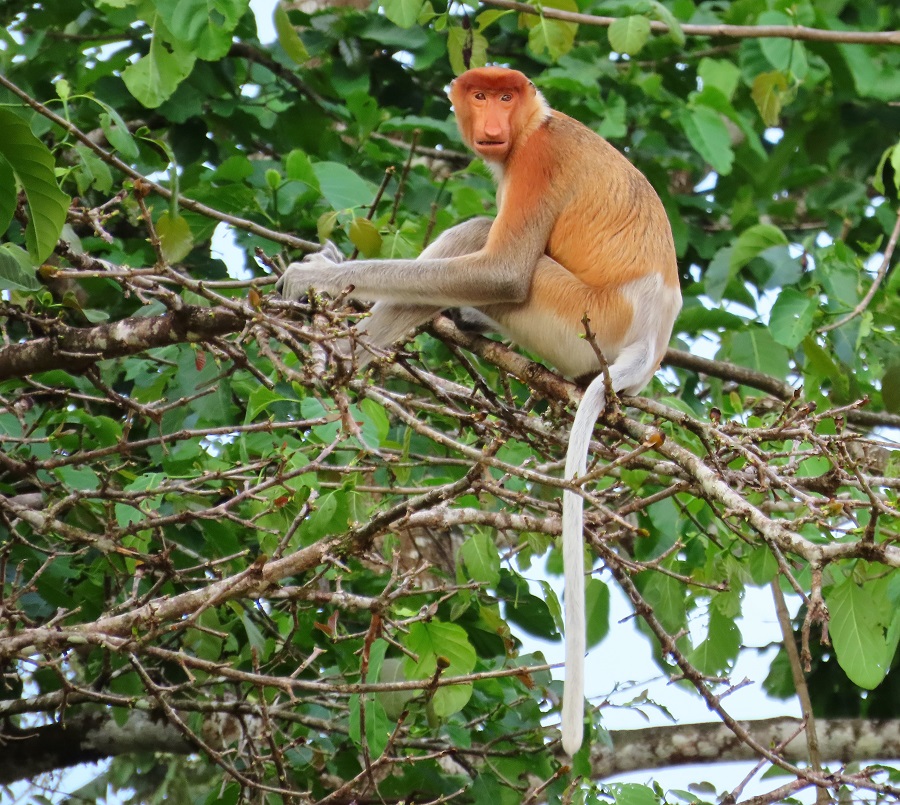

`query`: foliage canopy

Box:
[1,0,899,802]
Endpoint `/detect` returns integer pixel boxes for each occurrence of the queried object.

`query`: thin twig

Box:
[770,580,829,804]
[819,206,900,333]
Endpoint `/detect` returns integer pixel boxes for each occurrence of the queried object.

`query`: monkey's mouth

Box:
[477,140,506,147]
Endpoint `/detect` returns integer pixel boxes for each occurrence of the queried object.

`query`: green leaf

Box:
[348,694,391,756]
[347,92,381,139]
[873,141,900,195]
[679,106,734,176]
[584,578,610,648]
[55,465,102,492]
[404,621,475,718]
[649,1,684,46]
[769,288,817,349]
[312,162,377,212]
[523,0,578,59]
[731,224,789,270]
[608,15,651,55]
[99,111,140,160]
[157,210,195,263]
[638,570,686,635]
[883,363,900,414]
[475,8,510,31]
[698,58,740,101]
[703,246,733,304]
[274,2,309,64]
[241,612,267,655]
[317,210,339,243]
[687,606,740,675]
[447,25,488,75]
[246,386,292,422]
[460,532,501,587]
[797,455,831,478]
[0,109,71,264]
[285,149,320,207]
[380,0,425,28]
[0,244,41,291]
[122,29,196,108]
[722,327,790,380]
[74,144,114,194]
[377,656,417,719]
[751,71,789,127]
[676,303,746,332]
[826,578,895,689]
[347,217,382,258]
[0,154,15,237]
[757,11,807,80]
[302,490,347,540]
[748,547,778,586]
[538,579,564,634]
[612,783,659,805]
[154,0,249,60]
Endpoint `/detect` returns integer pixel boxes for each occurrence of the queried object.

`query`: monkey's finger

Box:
[321,240,344,263]
[276,265,310,301]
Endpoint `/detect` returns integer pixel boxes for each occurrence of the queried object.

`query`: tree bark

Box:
[4,714,899,785]
[0,711,194,784]
[0,305,244,380]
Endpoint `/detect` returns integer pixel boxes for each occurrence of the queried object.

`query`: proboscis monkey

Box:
[277,67,681,755]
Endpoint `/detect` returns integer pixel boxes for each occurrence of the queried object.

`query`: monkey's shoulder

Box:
[546,111,612,147]
[547,109,656,198]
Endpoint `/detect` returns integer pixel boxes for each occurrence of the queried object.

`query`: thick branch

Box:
[4,712,899,785]
[480,0,900,45]
[0,305,245,380]
[595,717,900,778]
[0,710,194,784]
[665,347,900,430]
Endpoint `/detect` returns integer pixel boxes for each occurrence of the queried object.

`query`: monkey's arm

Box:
[278,181,556,310]
[277,248,541,309]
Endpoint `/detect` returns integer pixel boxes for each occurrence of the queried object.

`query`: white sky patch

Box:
[695,171,717,193]
[211,222,254,280]
[250,0,279,43]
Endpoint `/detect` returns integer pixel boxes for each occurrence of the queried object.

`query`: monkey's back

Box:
[541,112,678,295]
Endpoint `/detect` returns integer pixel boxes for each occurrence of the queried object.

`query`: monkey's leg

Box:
[352,302,442,367]
[477,256,627,380]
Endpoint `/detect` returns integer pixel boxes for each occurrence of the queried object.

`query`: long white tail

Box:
[560,371,610,756]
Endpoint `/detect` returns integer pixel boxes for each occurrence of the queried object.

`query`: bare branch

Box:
[480,1,900,45]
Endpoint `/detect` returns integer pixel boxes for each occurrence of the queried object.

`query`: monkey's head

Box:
[449,67,547,163]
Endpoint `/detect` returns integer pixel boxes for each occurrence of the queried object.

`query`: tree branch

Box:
[593,717,900,777]
[4,712,899,786]
[0,305,245,380]
[479,0,900,45]
[0,711,194,785]
[665,347,900,430]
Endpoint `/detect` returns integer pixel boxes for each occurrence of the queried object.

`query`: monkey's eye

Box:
[474,92,486,100]
[501,93,513,102]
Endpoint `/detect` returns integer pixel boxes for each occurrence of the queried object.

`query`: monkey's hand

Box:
[276,241,345,301]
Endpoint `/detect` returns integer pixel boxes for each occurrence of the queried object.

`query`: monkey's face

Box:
[465,90,517,161]
[450,67,533,163]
